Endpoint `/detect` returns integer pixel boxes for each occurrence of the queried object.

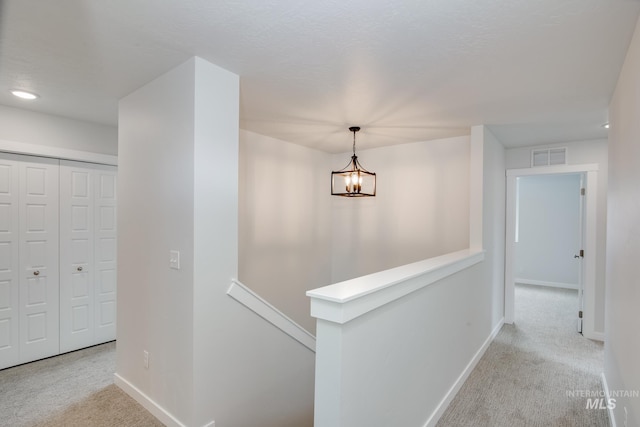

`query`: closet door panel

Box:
[19,157,59,364]
[94,166,117,344]
[59,162,94,352]
[0,156,20,369]
[0,154,116,368]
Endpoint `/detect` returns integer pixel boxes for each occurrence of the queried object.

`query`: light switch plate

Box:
[169,250,180,270]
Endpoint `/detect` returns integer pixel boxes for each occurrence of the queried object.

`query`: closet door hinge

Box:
[581,188,586,196]
[579,310,583,319]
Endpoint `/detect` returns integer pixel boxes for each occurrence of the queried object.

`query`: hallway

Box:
[437,283,607,426]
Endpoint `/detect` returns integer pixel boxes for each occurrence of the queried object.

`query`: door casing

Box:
[504,163,599,340]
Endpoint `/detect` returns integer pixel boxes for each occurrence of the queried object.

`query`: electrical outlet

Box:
[144,350,149,369]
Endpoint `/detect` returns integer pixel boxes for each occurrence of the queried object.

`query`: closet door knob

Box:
[33,270,40,276]
[77,266,83,272]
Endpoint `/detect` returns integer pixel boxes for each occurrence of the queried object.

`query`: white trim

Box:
[423,318,505,427]
[227,280,316,352]
[601,372,616,427]
[506,163,598,176]
[114,373,190,427]
[0,138,117,165]
[515,278,579,290]
[504,165,599,343]
[307,249,485,324]
[583,170,598,341]
[587,331,605,342]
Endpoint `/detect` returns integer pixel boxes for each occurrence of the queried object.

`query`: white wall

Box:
[331,136,470,282]
[481,127,507,329]
[239,130,332,333]
[605,14,640,427]
[238,133,471,333]
[515,174,581,288]
[0,104,117,155]
[315,260,492,427]
[506,139,607,333]
[309,125,505,426]
[117,57,315,427]
[117,56,197,425]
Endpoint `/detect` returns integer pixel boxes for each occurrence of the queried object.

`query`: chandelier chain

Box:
[353,130,356,156]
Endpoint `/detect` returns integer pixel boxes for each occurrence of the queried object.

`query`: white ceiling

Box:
[1,0,639,152]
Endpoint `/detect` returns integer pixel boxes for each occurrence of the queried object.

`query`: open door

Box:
[576,173,586,334]
[505,164,599,340]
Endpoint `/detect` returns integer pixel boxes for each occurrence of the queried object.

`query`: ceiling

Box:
[1,0,639,153]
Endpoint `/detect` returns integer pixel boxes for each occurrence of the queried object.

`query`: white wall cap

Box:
[307,248,485,324]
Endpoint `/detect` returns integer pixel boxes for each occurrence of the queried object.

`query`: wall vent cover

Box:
[531,147,567,167]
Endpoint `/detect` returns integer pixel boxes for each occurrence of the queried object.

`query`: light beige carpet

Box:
[0,342,163,427]
[32,384,163,427]
[436,283,608,426]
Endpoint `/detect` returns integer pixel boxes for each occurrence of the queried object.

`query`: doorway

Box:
[514,173,583,332]
[505,164,599,340]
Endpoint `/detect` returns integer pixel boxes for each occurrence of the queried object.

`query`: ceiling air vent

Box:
[531,147,567,167]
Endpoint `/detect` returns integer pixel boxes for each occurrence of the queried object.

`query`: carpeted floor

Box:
[436,283,608,427]
[0,341,163,427]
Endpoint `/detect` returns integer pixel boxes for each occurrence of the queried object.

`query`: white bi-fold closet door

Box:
[0,154,117,370]
[0,153,60,368]
[59,160,117,353]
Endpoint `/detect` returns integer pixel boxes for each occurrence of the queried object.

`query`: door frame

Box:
[504,163,599,339]
[0,139,117,166]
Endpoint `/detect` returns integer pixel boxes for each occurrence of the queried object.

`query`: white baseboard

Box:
[423,318,505,427]
[515,278,579,290]
[115,373,205,427]
[114,374,215,427]
[601,372,616,427]
[586,331,605,342]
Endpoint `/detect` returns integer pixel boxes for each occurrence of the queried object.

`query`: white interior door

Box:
[60,162,117,350]
[19,157,59,364]
[94,166,117,343]
[0,155,20,369]
[60,161,95,352]
[0,153,116,369]
[576,174,586,333]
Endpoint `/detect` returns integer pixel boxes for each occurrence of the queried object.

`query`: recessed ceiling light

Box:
[11,90,39,100]
[602,123,610,129]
